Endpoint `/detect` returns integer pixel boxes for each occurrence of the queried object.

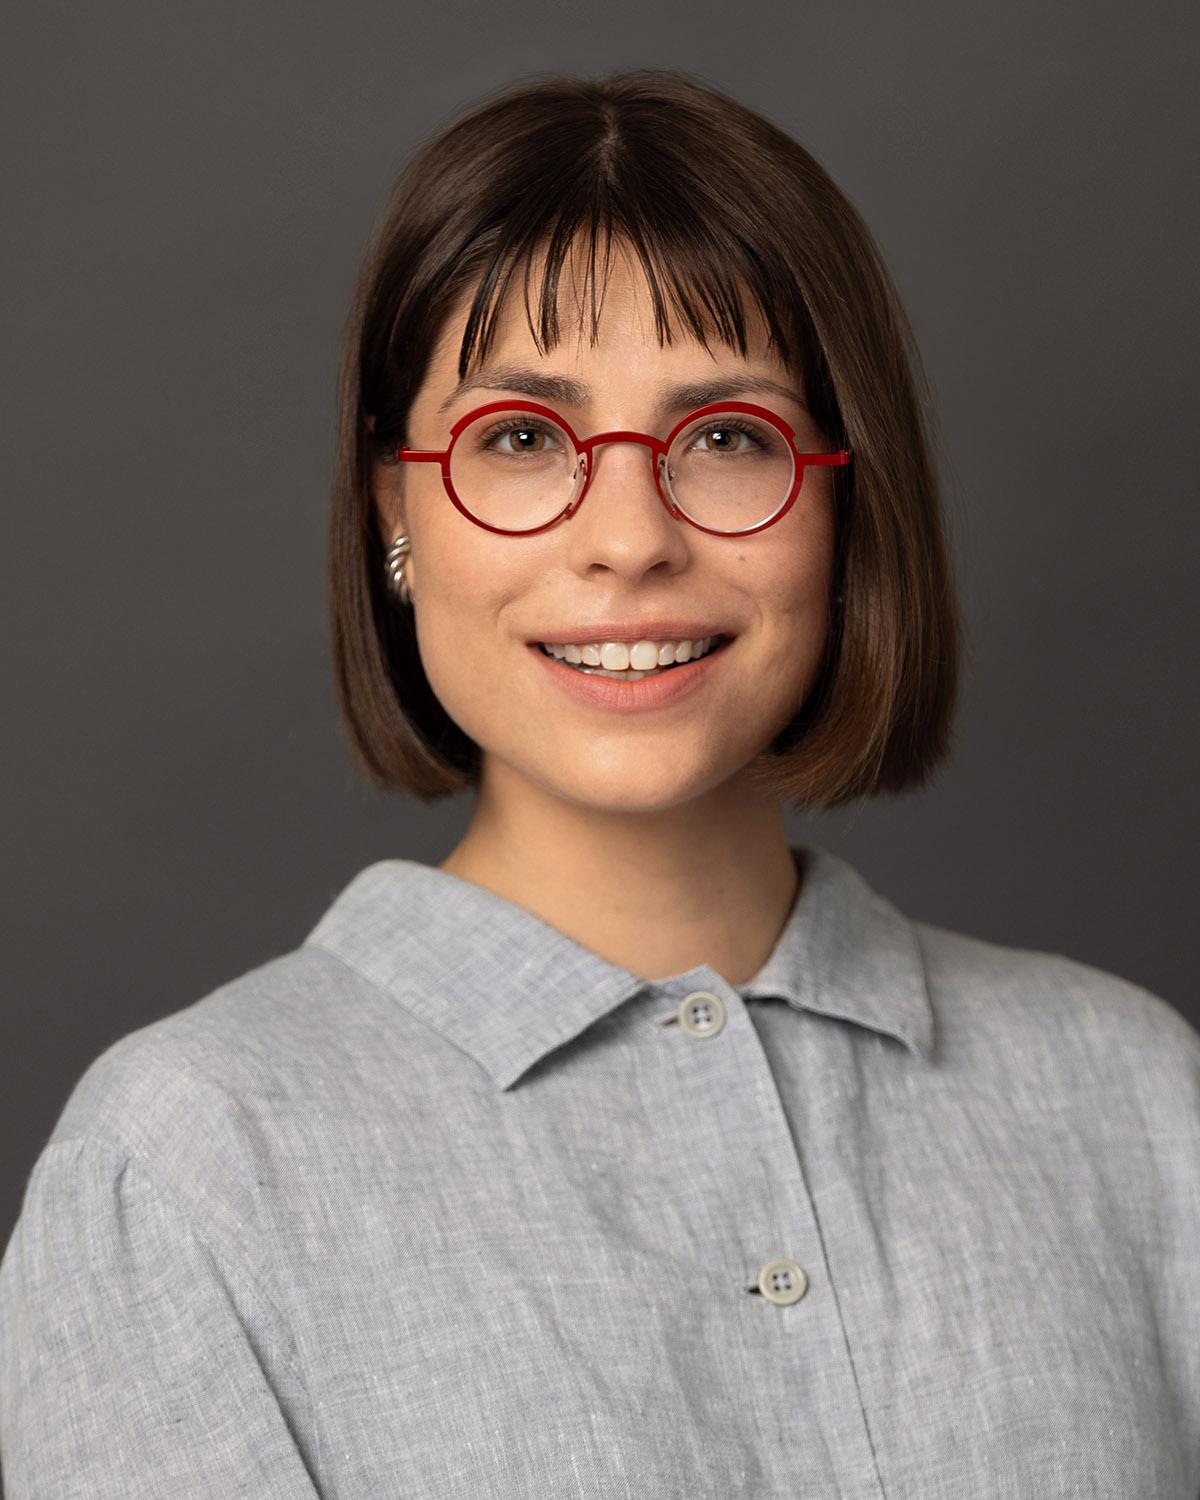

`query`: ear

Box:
[370,462,407,548]
[364,413,408,542]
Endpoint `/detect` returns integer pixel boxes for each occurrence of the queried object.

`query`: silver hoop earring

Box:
[384,534,413,606]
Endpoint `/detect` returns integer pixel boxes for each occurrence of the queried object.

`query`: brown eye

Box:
[479,420,564,456]
[682,419,771,457]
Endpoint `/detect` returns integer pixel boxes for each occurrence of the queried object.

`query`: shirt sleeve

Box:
[0,1136,322,1498]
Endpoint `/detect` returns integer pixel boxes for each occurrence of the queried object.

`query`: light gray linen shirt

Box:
[2,842,1198,1497]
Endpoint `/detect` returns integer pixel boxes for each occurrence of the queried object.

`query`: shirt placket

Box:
[643,970,888,1500]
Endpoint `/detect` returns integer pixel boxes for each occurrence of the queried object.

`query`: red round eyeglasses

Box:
[394,399,852,539]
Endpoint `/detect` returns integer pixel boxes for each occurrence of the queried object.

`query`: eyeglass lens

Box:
[446,409,797,533]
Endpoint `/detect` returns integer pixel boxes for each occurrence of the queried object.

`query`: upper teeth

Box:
[540,637,717,671]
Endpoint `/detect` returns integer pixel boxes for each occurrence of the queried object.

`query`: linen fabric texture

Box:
[2,843,1198,1497]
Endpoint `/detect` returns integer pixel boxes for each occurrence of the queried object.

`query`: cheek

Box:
[408,538,533,728]
[759,594,832,702]
[750,528,836,692]
[413,616,513,746]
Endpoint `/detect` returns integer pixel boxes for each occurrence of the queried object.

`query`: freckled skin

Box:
[370,239,837,984]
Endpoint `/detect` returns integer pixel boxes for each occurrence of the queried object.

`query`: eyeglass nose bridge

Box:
[578,428,670,455]
[567,429,677,520]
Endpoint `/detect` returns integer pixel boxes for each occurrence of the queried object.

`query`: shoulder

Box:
[43,941,392,1209]
[915,916,1191,1047]
[913,917,1200,1117]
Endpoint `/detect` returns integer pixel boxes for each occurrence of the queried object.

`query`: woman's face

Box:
[373,242,838,816]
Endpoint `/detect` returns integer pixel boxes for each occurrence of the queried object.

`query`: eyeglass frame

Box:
[393,398,852,539]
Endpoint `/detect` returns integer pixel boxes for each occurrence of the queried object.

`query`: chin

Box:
[533,754,739,817]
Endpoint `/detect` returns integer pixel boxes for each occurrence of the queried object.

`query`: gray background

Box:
[2,0,1197,1240]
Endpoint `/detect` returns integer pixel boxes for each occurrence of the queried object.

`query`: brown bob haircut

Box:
[330,67,963,809]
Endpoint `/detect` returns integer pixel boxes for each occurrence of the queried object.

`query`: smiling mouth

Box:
[534,635,733,679]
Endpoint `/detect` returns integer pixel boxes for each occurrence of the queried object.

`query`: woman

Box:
[3,68,1197,1498]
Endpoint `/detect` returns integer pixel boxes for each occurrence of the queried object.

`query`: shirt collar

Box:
[304,842,934,1091]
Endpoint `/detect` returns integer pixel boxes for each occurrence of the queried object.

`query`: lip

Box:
[528,637,733,713]
[526,622,733,646]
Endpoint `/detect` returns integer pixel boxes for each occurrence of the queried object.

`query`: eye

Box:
[685,419,770,454]
[479,418,566,456]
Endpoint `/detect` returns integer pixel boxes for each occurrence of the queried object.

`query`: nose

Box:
[565,434,688,579]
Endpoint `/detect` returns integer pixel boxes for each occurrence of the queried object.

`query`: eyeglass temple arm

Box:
[395,448,446,462]
[796,449,852,465]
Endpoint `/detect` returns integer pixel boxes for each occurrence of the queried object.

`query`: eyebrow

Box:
[435,365,808,417]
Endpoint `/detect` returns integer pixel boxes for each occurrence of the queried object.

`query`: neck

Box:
[437,763,801,986]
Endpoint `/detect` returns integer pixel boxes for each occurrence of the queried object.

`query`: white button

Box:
[757,1258,808,1305]
[676,990,726,1037]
